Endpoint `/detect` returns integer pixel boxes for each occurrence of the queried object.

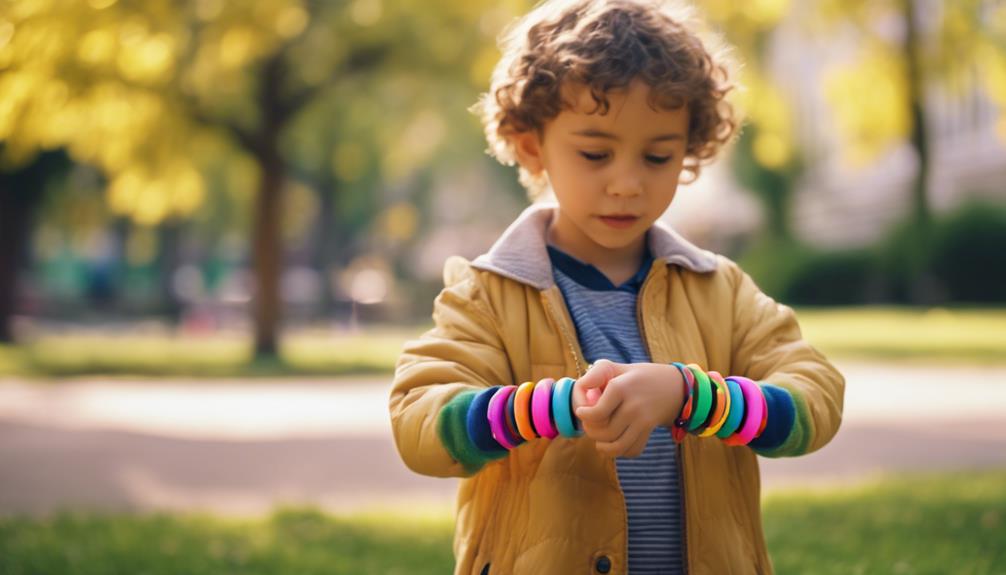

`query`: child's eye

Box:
[579,151,609,162]
[646,155,672,165]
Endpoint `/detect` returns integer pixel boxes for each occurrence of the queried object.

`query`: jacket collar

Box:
[470,201,717,291]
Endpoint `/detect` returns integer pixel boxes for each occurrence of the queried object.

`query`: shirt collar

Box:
[470,201,717,291]
[546,242,654,293]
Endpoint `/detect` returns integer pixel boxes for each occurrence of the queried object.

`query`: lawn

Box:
[0,307,1003,378]
[0,471,1002,574]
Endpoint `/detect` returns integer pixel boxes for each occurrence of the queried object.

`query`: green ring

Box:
[686,366,712,432]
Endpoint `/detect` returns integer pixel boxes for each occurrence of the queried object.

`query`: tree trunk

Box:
[0,150,70,343]
[250,54,288,359]
[903,0,931,231]
[252,152,284,358]
[0,185,30,343]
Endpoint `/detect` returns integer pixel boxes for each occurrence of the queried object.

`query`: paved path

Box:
[1,361,1004,517]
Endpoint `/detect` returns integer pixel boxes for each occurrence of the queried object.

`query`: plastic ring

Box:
[514,381,538,441]
[670,362,694,442]
[699,371,731,437]
[717,377,746,439]
[504,390,524,446]
[685,365,712,433]
[531,378,558,439]
[552,377,582,438]
[487,386,520,449]
[723,376,765,446]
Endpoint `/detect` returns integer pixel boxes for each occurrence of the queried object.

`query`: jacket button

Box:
[595,555,611,573]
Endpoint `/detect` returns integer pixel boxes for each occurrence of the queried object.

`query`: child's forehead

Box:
[559,79,686,116]
[553,79,689,134]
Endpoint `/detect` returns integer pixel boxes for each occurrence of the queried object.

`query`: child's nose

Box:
[606,175,643,197]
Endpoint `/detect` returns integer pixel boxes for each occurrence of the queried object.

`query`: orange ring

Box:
[698,371,729,437]
[514,381,538,441]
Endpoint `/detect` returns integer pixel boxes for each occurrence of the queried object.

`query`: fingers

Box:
[572,359,622,412]
[575,373,625,424]
[594,424,649,458]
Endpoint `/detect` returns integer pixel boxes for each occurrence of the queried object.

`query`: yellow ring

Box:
[698,371,731,437]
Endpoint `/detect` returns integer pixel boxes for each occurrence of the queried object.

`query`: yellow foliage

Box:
[824,48,910,166]
[736,74,794,168]
[333,143,367,182]
[275,4,308,39]
[380,201,419,243]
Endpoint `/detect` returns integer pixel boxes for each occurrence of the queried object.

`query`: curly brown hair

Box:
[472,0,740,199]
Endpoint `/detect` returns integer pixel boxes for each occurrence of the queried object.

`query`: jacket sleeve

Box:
[725,258,845,458]
[389,257,514,478]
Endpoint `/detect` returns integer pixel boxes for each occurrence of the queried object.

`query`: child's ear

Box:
[512,130,545,175]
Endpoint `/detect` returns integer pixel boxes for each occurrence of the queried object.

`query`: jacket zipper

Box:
[542,289,588,378]
[543,287,633,572]
[635,263,690,575]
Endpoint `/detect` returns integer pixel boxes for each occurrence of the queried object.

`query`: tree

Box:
[1,0,503,355]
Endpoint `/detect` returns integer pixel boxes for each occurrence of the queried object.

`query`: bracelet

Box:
[716,377,746,439]
[514,381,538,441]
[531,378,558,439]
[670,362,694,443]
[487,386,521,449]
[698,371,731,437]
[552,377,582,438]
[504,389,523,445]
[723,376,765,446]
[685,364,713,433]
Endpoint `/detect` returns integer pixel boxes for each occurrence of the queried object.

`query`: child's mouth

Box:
[598,215,639,229]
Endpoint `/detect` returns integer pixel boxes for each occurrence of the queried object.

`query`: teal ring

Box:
[716,377,747,438]
[552,377,582,438]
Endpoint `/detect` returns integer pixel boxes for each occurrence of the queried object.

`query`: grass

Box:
[0,328,415,380]
[0,307,1004,379]
[0,471,1002,574]
[796,307,1006,365]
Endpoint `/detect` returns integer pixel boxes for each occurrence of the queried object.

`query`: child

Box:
[389,0,845,573]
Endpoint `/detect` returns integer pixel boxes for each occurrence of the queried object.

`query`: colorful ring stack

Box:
[670,365,768,446]
[485,363,769,451]
[486,376,583,450]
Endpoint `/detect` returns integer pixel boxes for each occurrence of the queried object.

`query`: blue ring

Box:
[552,377,581,438]
[717,377,747,438]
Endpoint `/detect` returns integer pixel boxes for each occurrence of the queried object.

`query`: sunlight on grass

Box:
[1,307,1004,379]
[0,471,1002,574]
[798,307,1006,364]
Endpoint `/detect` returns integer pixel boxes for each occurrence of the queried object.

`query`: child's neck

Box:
[546,214,647,286]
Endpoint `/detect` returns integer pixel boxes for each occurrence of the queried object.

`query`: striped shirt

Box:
[547,242,686,575]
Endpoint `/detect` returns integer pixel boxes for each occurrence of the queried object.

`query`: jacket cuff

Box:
[436,389,507,475]
[750,383,813,458]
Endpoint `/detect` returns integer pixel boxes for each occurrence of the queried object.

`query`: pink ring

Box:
[724,376,765,446]
[531,378,558,439]
[488,386,518,449]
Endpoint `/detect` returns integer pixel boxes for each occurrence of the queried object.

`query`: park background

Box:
[1,0,1005,573]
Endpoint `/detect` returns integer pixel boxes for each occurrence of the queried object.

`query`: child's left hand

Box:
[573,359,685,458]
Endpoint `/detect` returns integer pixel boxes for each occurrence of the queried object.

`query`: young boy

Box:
[389,1,845,574]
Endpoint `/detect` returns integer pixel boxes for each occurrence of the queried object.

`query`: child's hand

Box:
[573,360,685,458]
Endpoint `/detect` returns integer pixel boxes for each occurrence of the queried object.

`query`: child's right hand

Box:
[572,361,617,412]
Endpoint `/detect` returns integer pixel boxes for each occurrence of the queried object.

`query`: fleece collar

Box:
[470,201,718,291]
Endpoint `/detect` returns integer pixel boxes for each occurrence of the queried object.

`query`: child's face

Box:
[514,78,689,259]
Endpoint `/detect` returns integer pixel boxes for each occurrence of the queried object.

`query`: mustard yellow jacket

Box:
[390,203,845,575]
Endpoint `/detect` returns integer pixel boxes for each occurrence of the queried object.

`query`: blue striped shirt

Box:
[548,242,686,575]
